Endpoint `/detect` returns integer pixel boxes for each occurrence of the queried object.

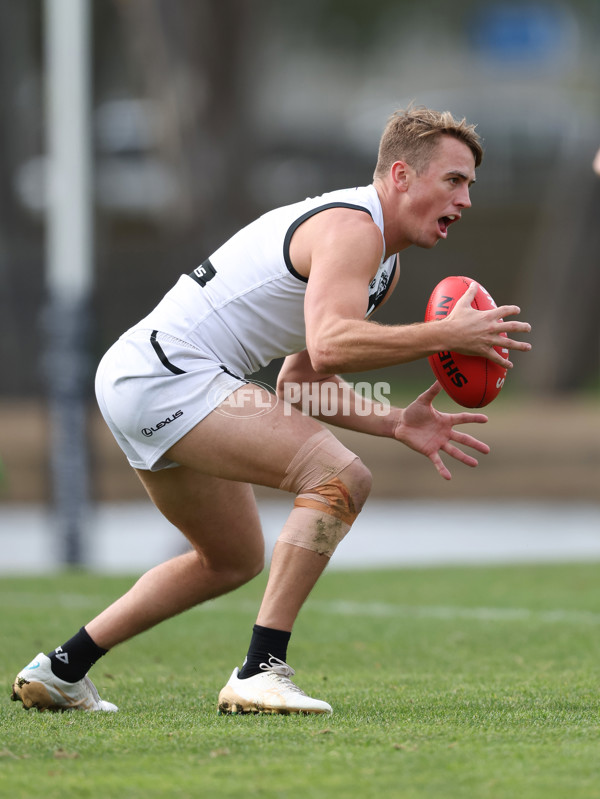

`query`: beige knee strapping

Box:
[276,506,352,557]
[277,430,360,557]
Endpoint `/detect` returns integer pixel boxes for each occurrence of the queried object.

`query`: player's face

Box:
[402,136,476,249]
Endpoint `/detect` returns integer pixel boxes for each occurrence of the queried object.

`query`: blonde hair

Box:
[373,105,483,180]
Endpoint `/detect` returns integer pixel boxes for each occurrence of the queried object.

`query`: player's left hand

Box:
[393,382,490,480]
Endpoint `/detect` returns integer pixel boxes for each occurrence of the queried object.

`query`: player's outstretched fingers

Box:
[451,410,488,426]
[442,441,480,468]
[429,450,452,481]
[450,428,490,455]
[419,380,443,403]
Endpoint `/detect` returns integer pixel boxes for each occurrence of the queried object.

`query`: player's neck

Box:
[373,179,413,256]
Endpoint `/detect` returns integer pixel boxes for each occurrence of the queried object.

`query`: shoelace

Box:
[259,656,306,695]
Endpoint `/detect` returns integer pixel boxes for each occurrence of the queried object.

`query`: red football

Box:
[424,275,508,408]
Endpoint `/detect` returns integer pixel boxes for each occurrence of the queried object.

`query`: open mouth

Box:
[437,214,459,237]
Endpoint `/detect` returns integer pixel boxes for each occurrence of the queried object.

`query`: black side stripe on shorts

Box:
[220,364,247,382]
[150,330,187,375]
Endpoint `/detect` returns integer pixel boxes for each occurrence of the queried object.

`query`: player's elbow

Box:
[306,319,355,373]
[307,343,342,374]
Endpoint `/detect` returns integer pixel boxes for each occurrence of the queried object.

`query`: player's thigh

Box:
[135,465,264,572]
[165,385,328,488]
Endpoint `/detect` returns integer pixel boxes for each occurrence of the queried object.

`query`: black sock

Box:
[237,624,291,679]
[47,627,108,683]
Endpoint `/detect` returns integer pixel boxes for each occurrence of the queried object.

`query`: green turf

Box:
[2,563,600,798]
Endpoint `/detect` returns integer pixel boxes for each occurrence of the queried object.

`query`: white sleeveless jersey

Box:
[128,184,398,378]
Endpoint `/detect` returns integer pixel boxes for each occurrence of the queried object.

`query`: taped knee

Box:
[278,430,372,556]
[294,475,359,525]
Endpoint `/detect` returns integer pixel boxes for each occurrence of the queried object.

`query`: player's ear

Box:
[391,161,409,192]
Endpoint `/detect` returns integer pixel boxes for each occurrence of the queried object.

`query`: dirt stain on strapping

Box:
[313,516,346,556]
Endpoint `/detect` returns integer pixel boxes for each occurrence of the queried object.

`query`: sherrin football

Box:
[425,276,508,408]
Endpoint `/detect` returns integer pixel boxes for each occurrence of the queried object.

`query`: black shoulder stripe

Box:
[150,331,187,375]
[283,202,373,283]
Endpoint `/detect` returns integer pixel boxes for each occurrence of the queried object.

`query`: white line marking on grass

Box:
[6,590,600,627]
[0,592,113,609]
[199,598,600,626]
[306,601,600,625]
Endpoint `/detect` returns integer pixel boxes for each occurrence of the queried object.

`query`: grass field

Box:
[3,563,600,798]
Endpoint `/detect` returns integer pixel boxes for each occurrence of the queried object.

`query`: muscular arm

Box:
[277,349,398,437]
[294,209,531,373]
[280,206,531,479]
[276,351,490,481]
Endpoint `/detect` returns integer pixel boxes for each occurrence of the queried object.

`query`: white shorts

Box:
[95,328,246,471]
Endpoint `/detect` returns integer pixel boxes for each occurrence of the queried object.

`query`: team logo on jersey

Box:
[367,269,390,315]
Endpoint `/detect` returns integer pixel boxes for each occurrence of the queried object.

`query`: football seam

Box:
[470,291,489,407]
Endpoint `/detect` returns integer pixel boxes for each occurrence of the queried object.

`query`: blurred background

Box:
[0,0,598,571]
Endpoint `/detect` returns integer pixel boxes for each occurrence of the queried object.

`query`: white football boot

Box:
[218,656,332,715]
[11,653,118,712]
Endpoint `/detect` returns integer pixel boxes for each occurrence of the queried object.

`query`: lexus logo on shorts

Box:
[142,409,184,437]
